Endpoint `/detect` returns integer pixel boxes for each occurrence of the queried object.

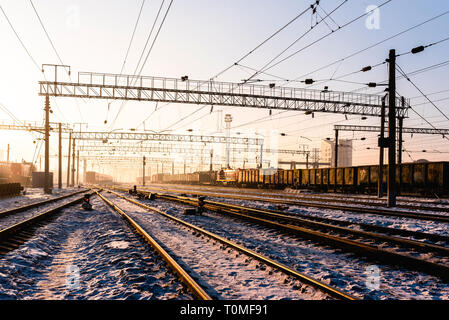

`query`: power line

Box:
[245,0,349,83]
[110,0,174,130]
[0,4,40,71]
[29,0,64,65]
[256,0,394,78]
[136,1,317,131]
[119,0,147,75]
[291,8,449,85]
[211,1,316,81]
[396,63,449,123]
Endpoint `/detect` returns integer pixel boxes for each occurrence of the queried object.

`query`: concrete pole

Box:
[387,49,397,207]
[44,95,51,194]
[58,123,62,189]
[71,138,76,187]
[67,131,71,187]
[76,150,79,186]
[378,95,386,198]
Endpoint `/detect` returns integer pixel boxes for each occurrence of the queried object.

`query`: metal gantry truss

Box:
[38,71,409,117]
[0,121,263,145]
[334,125,449,136]
[0,120,72,134]
[71,131,263,145]
[77,142,310,156]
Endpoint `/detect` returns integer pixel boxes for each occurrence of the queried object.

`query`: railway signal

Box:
[82,194,93,211]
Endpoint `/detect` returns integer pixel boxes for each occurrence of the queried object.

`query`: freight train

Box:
[148,161,449,196]
[85,171,114,185]
[0,161,35,186]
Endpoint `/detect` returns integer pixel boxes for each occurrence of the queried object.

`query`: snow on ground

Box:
[0,188,83,212]
[105,192,330,300]
[198,195,449,238]
[0,189,89,231]
[0,195,192,300]
[143,183,449,207]
[126,194,449,300]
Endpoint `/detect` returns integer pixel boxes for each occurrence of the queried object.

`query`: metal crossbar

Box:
[334,125,449,135]
[38,72,408,118]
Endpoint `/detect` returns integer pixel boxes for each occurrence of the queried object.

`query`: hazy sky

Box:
[1,0,449,170]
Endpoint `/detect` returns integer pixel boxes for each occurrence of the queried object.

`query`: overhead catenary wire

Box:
[119,0,147,76]
[159,0,348,133]
[290,8,449,86]
[251,0,394,81]
[0,4,68,123]
[396,64,449,123]
[109,0,174,130]
[210,0,317,82]
[244,0,350,83]
[29,0,86,123]
[136,0,318,131]
[0,4,40,71]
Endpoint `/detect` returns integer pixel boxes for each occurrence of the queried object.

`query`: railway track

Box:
[0,189,88,219]
[118,187,449,282]
[98,189,357,300]
[142,184,449,212]
[0,191,94,255]
[133,186,449,223]
[95,190,211,300]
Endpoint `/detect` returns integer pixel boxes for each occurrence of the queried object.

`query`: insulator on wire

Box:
[361,66,372,72]
[368,82,377,88]
[411,46,425,54]
[304,79,314,85]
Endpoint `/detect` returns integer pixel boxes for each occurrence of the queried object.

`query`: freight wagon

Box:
[148,162,449,197]
[85,171,113,185]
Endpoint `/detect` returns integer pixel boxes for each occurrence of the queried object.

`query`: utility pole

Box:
[209,150,213,173]
[225,114,232,168]
[387,49,397,207]
[378,95,387,198]
[71,138,76,187]
[6,144,9,163]
[142,156,146,186]
[334,129,339,191]
[67,131,71,187]
[398,97,405,167]
[76,150,79,186]
[44,95,51,194]
[398,99,404,195]
[83,159,87,184]
[58,123,62,189]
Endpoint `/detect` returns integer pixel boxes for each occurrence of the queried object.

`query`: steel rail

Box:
[135,186,449,223]
[0,189,88,219]
[137,187,449,243]
[131,190,449,282]
[141,184,449,213]
[144,183,449,207]
[104,188,357,300]
[94,190,211,300]
[156,193,449,256]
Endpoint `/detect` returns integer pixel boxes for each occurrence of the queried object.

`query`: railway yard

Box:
[1,183,448,301]
[1,0,449,310]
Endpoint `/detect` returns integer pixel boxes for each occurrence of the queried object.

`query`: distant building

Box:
[321,139,353,167]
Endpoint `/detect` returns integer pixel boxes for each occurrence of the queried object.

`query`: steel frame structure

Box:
[77,142,310,156]
[334,125,449,136]
[38,71,408,118]
[0,121,263,146]
[70,131,263,145]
